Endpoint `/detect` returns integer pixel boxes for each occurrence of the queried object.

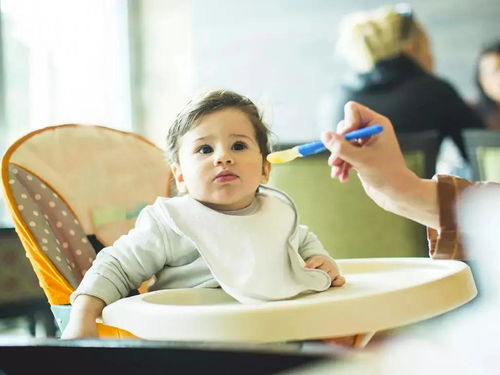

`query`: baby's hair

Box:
[166,89,271,165]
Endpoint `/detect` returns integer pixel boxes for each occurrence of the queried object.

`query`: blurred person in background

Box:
[332,4,483,175]
[473,40,500,130]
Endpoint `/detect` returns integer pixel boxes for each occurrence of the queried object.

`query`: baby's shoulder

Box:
[150,195,186,210]
[138,197,191,241]
[136,196,187,226]
[258,185,296,211]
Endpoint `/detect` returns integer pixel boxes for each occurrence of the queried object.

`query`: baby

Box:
[62,90,345,338]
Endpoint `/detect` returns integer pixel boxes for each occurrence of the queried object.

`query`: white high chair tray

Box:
[102,258,476,342]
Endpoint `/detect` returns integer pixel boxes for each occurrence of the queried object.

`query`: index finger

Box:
[343,101,386,131]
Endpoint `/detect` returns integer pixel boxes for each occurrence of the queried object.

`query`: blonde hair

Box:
[337,4,427,72]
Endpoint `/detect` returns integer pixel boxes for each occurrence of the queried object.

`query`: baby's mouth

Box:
[213,171,239,182]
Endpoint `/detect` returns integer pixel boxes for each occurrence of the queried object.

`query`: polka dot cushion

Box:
[8,164,96,288]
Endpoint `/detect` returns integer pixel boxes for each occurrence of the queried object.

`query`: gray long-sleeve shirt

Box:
[71,186,332,305]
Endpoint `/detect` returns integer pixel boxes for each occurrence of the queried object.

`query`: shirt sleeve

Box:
[428,175,476,259]
[297,224,336,262]
[70,205,173,305]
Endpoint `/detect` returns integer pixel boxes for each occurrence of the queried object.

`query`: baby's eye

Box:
[197,145,213,154]
[232,141,247,151]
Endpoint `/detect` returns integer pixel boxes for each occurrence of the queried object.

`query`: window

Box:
[0,0,132,226]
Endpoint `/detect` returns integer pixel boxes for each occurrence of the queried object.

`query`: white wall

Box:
[138,0,500,144]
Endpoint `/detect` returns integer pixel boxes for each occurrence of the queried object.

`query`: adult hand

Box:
[321,101,439,228]
[322,101,416,211]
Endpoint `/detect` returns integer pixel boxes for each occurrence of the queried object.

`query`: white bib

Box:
[160,188,331,303]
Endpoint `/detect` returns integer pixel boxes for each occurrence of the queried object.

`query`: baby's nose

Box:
[214,151,234,165]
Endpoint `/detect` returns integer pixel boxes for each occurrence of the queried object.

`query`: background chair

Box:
[267,130,439,259]
[1,124,172,336]
[0,227,57,337]
[396,130,439,179]
[463,129,500,181]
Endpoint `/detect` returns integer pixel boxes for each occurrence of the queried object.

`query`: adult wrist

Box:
[388,174,439,229]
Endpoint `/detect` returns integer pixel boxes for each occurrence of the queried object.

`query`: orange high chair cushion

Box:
[1,124,172,305]
[6,164,96,304]
[4,125,171,245]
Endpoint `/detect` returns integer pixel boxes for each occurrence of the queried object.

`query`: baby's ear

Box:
[261,159,271,184]
[170,163,186,193]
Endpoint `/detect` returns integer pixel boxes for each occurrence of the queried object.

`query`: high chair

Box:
[1,125,477,347]
[1,124,172,337]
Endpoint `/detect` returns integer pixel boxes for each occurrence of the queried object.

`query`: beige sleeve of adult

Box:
[428,175,481,260]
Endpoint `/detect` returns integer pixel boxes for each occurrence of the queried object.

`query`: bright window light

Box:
[1,0,132,140]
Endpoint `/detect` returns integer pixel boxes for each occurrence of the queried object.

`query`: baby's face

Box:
[172,108,270,211]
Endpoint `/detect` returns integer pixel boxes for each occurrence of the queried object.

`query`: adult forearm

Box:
[386,177,439,230]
